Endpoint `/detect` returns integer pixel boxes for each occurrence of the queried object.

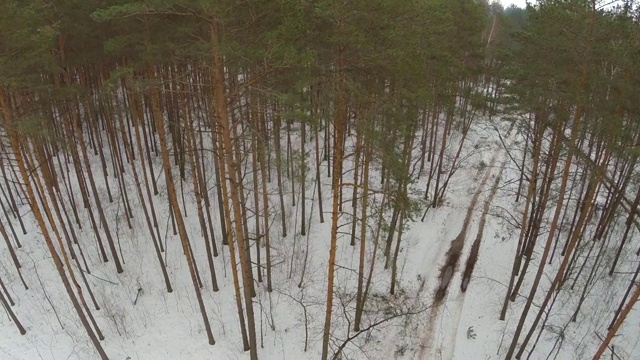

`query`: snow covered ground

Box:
[1,113,638,360]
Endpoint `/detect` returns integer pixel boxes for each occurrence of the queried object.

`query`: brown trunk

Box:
[390,210,405,295]
[230,103,255,297]
[123,81,172,292]
[211,21,257,358]
[150,83,215,345]
[1,86,109,359]
[353,136,371,331]
[315,119,325,223]
[128,87,164,252]
[510,118,562,301]
[216,124,251,349]
[500,118,542,319]
[0,275,25,335]
[249,96,263,282]
[592,283,640,359]
[301,119,307,236]
[257,95,273,292]
[349,130,362,246]
[505,104,582,360]
[32,143,101,305]
[321,41,346,360]
[186,116,219,292]
[273,106,288,237]
[64,81,124,273]
[196,118,219,257]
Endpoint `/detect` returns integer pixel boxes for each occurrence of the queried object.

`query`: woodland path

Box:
[415,124,514,360]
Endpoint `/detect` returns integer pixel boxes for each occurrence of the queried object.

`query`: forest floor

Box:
[1,115,639,360]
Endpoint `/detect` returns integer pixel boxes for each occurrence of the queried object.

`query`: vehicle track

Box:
[460,159,506,293]
[415,122,515,360]
[416,150,501,360]
[443,158,507,360]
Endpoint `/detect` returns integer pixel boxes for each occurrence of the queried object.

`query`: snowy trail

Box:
[440,291,466,360]
[416,149,501,360]
[416,123,514,360]
[442,158,508,360]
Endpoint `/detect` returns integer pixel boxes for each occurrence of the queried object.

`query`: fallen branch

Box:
[332,304,431,360]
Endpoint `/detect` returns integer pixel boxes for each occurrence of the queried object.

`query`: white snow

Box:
[1,110,639,360]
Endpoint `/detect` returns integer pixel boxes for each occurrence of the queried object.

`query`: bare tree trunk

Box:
[211,21,257,359]
[353,137,371,331]
[186,116,219,291]
[31,144,102,310]
[71,103,124,273]
[315,120,325,223]
[150,83,215,345]
[124,82,172,292]
[273,106,288,238]
[129,87,164,251]
[0,274,26,335]
[1,86,109,360]
[257,95,273,292]
[321,42,346,360]
[610,186,640,275]
[505,106,582,360]
[592,283,640,359]
[390,210,405,295]
[350,130,362,246]
[301,119,307,236]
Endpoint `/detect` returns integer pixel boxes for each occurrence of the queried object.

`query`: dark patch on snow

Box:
[460,160,504,293]
[460,236,481,293]
[435,236,464,303]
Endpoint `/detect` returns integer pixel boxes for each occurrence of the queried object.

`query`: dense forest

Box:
[1,0,640,359]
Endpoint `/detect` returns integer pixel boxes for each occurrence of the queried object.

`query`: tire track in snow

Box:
[416,149,501,360]
[460,158,507,293]
[416,122,516,360]
[442,158,507,360]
